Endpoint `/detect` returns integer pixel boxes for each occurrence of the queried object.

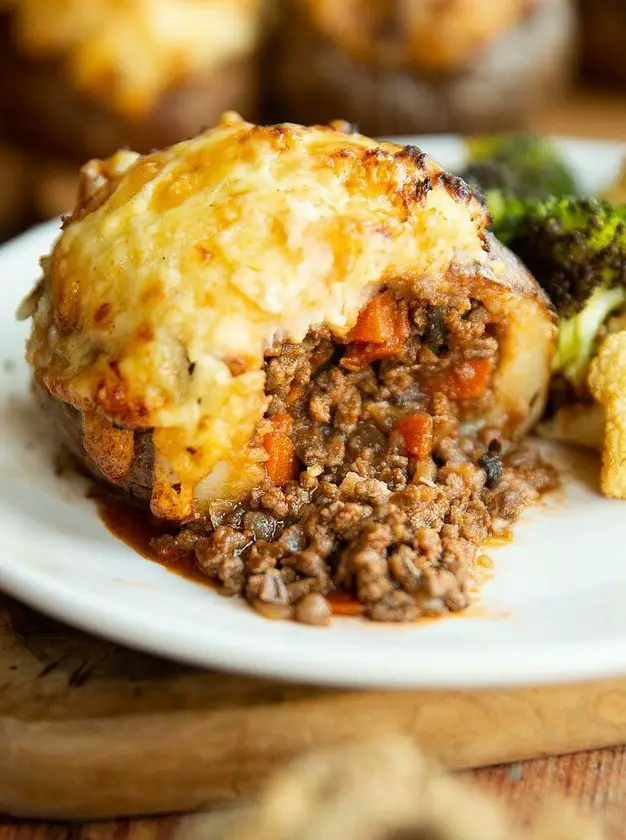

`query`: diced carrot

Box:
[328,591,364,616]
[342,339,402,370]
[263,415,298,485]
[343,296,410,371]
[395,413,434,460]
[440,358,495,400]
[348,291,398,344]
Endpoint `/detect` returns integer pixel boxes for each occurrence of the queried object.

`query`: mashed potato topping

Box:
[1,0,263,116]
[26,113,499,519]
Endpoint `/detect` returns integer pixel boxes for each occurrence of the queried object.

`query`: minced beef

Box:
[151,297,556,624]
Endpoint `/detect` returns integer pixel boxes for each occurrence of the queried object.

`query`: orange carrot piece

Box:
[348,291,398,344]
[395,414,434,460]
[342,339,401,370]
[343,297,410,370]
[441,358,495,400]
[263,415,298,485]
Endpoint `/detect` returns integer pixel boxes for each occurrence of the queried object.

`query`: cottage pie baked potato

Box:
[20,114,557,622]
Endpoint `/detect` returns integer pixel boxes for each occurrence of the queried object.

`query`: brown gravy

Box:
[96,493,364,615]
[95,493,213,588]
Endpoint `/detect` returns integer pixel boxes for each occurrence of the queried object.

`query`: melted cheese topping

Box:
[27,113,491,520]
[302,0,532,71]
[2,0,263,116]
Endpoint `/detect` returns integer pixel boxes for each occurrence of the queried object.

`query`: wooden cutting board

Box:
[2,596,626,821]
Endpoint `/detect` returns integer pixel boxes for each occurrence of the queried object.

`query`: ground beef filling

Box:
[152,298,556,624]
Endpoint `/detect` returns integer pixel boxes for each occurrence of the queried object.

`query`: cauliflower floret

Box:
[588,331,626,498]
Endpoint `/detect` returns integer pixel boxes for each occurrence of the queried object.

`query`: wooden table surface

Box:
[1,88,625,840]
[0,748,625,840]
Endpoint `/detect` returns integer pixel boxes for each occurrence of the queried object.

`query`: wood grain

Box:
[471,749,626,838]
[4,594,626,821]
[0,751,625,840]
[5,558,626,831]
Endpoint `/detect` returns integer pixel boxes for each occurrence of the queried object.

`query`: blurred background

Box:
[0,0,623,240]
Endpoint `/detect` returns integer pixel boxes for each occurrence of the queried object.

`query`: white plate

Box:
[1,136,625,689]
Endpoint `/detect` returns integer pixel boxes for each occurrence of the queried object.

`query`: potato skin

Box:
[479,235,556,437]
[37,384,153,507]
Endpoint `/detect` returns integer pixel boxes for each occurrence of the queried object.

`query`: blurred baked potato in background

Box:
[0,0,267,231]
[0,0,625,240]
[268,0,576,136]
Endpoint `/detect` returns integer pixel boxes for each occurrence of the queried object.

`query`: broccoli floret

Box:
[460,162,523,240]
[551,285,626,388]
[459,134,578,242]
[476,187,528,244]
[509,197,626,317]
[462,160,515,195]
[463,133,578,199]
[506,197,626,388]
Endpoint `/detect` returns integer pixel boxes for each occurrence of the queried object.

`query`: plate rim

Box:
[3,547,626,689]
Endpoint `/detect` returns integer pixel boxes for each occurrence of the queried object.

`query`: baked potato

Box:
[20,113,556,523]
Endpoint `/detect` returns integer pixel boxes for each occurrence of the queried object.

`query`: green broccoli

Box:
[551,285,626,388]
[507,197,626,389]
[474,186,528,244]
[463,133,578,199]
[459,134,578,242]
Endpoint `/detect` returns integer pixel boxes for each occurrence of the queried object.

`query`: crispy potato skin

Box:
[480,236,556,437]
[36,384,154,506]
[0,48,260,162]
